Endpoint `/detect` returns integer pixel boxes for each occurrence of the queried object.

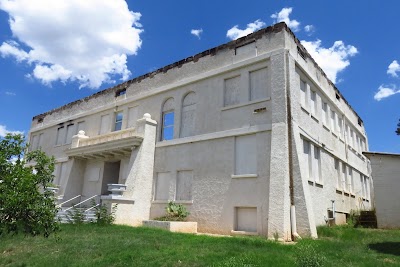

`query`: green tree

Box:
[0,133,59,237]
[396,119,400,135]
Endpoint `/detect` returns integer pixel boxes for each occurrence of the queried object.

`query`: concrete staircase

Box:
[57,207,97,223]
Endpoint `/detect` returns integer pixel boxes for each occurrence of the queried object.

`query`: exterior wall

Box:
[27,23,371,239]
[365,153,400,229]
[284,30,371,234]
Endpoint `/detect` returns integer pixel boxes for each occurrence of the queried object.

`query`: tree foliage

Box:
[0,133,59,237]
[396,119,400,135]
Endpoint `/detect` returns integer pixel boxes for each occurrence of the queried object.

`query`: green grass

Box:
[0,224,399,266]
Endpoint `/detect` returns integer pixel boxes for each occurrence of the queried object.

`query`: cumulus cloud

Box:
[0,0,143,89]
[304,25,315,35]
[374,85,400,101]
[191,29,203,39]
[301,40,358,83]
[271,7,300,32]
[0,124,23,137]
[387,60,400,78]
[226,19,266,40]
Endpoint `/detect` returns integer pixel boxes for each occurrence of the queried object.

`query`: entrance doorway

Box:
[101,161,121,195]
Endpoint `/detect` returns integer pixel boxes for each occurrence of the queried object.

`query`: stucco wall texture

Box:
[28,23,371,240]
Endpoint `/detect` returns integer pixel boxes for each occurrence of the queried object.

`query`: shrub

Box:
[94,203,117,226]
[155,201,190,221]
[0,134,59,237]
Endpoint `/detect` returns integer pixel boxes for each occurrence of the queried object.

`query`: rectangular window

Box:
[330,110,336,133]
[37,133,44,149]
[235,207,257,232]
[235,134,257,175]
[249,67,268,100]
[127,106,139,128]
[312,146,321,183]
[114,112,123,131]
[99,114,110,135]
[162,111,174,140]
[338,117,343,139]
[341,163,347,191]
[335,159,341,189]
[31,134,38,150]
[303,139,311,181]
[364,176,369,199]
[350,129,354,147]
[176,171,193,201]
[322,102,328,126]
[56,126,65,146]
[54,162,68,186]
[65,124,75,144]
[310,90,317,117]
[348,168,353,193]
[76,121,85,134]
[345,124,349,143]
[154,172,170,201]
[300,80,307,108]
[224,76,240,106]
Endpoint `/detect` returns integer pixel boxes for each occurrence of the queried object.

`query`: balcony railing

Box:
[78,128,137,148]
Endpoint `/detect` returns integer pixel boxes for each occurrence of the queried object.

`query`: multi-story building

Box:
[28,22,371,240]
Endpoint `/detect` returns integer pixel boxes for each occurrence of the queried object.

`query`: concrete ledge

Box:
[143,220,198,234]
[231,230,258,236]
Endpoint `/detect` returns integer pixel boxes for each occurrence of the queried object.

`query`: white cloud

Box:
[0,0,143,89]
[304,25,315,35]
[374,85,400,101]
[0,124,23,137]
[387,60,400,78]
[191,29,203,39]
[271,7,300,32]
[5,91,16,96]
[226,19,266,40]
[300,40,358,83]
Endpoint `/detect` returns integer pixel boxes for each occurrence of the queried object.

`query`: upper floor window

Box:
[114,112,123,131]
[161,98,175,141]
[99,114,110,135]
[249,67,268,100]
[180,92,196,138]
[56,126,65,146]
[300,79,307,108]
[224,76,240,106]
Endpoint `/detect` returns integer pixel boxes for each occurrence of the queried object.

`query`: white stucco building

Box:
[28,22,371,240]
[364,152,399,229]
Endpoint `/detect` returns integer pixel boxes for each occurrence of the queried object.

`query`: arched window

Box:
[161,98,175,141]
[180,92,196,138]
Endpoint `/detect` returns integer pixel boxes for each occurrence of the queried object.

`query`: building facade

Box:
[28,22,371,240]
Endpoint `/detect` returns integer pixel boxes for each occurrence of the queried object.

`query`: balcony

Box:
[66,128,143,159]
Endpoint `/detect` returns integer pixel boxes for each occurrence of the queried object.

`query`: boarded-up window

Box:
[224,76,240,106]
[176,171,193,201]
[310,90,317,116]
[348,168,354,193]
[322,102,328,125]
[312,146,321,183]
[250,67,268,100]
[180,92,196,138]
[154,172,170,201]
[65,124,75,144]
[55,162,68,186]
[76,121,85,134]
[303,139,311,180]
[56,126,65,146]
[31,135,38,150]
[235,207,257,232]
[37,133,44,149]
[335,159,341,189]
[127,106,139,128]
[99,114,110,135]
[330,110,336,133]
[300,80,307,108]
[235,42,256,56]
[342,163,347,191]
[235,134,257,175]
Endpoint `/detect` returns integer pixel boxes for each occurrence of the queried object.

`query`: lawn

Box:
[0,224,399,267]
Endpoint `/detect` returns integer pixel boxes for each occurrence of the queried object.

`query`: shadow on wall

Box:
[368,242,400,256]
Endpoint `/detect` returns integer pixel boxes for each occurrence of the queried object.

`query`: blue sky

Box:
[0,0,399,153]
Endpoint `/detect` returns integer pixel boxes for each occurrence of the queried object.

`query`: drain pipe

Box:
[285,50,301,241]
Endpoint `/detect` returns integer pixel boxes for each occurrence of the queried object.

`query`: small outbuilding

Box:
[364,152,400,229]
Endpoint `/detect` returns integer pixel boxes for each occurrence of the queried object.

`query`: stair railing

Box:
[57,195,81,208]
[64,195,100,212]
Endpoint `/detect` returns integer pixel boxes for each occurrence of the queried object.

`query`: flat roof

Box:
[32,22,363,124]
[363,151,400,158]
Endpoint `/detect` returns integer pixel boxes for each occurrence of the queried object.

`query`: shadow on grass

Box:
[368,242,400,256]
